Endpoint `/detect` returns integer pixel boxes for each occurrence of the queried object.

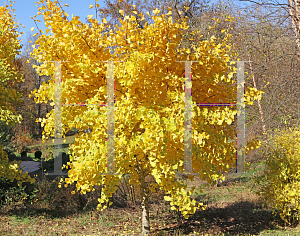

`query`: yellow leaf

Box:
[31,27,35,32]
[33,33,38,37]
[102,18,107,23]
[226,118,232,125]
[133,11,137,14]
[164,196,172,201]
[89,4,94,9]
[153,8,160,15]
[87,15,93,19]
[64,4,69,7]
[221,29,226,33]
[119,10,124,16]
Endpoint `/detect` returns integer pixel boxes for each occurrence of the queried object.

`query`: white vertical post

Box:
[50,60,122,176]
[184,61,193,174]
[175,61,201,176]
[236,61,245,174]
[53,61,63,175]
[98,60,123,176]
[107,61,115,174]
[45,60,69,176]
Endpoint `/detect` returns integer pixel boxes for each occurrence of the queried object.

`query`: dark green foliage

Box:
[41,152,70,172]
[34,150,42,159]
[0,120,17,147]
[62,152,70,165]
[20,150,27,160]
[0,177,38,206]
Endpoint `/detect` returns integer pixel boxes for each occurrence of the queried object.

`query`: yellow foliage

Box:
[0,1,24,127]
[0,144,35,185]
[253,125,300,226]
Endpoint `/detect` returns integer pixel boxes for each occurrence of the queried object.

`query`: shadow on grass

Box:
[153,200,286,236]
[3,205,80,219]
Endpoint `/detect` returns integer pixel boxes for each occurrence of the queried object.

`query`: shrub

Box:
[8,153,17,161]
[61,152,70,166]
[253,124,300,227]
[0,120,17,147]
[0,144,35,186]
[0,176,38,207]
[34,150,42,159]
[40,144,53,161]
[20,150,27,160]
[7,124,34,154]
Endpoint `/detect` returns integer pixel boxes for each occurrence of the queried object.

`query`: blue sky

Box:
[0,0,107,53]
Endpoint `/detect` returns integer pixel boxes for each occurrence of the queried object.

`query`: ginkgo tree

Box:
[29,0,263,234]
[0,1,35,185]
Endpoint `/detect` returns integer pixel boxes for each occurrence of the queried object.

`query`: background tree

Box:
[93,0,235,56]
[0,1,35,185]
[288,0,300,51]
[16,32,53,140]
[0,2,25,150]
[3,31,56,155]
[229,0,300,161]
[0,4,23,128]
[0,57,24,148]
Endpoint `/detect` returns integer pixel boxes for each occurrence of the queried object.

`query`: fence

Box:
[44,60,246,177]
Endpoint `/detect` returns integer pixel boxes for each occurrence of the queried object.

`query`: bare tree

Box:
[15,32,53,140]
[288,0,300,51]
[230,0,300,161]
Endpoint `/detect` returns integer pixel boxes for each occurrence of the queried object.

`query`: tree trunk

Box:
[37,103,42,138]
[247,50,270,155]
[288,0,300,53]
[137,162,150,235]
